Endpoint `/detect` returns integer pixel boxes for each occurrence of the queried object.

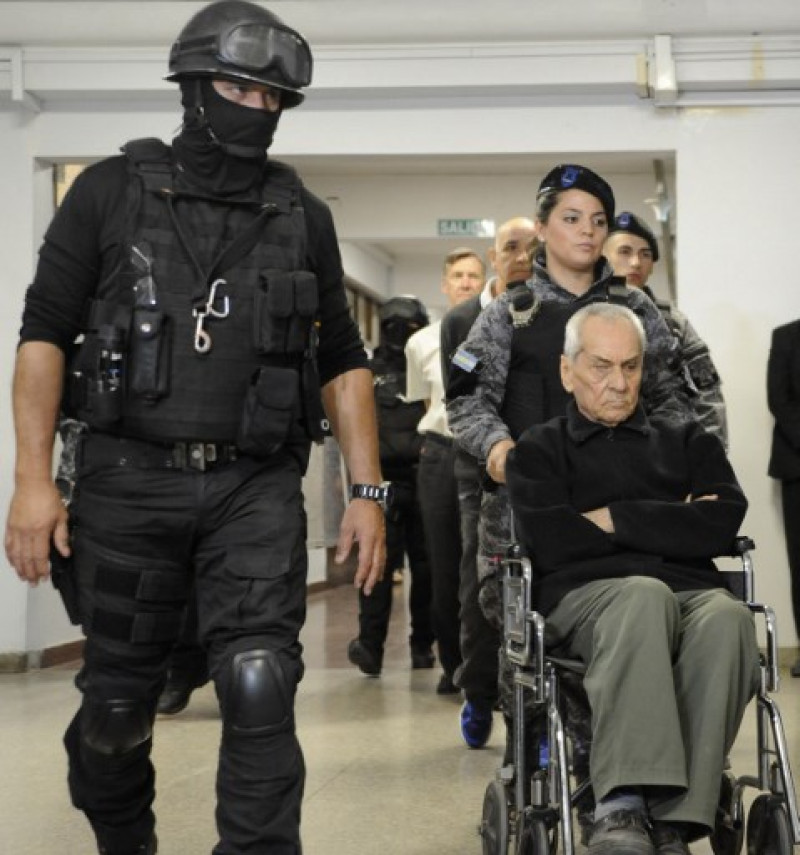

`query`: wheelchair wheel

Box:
[746,794,793,855]
[711,772,744,855]
[480,780,511,855]
[516,818,552,855]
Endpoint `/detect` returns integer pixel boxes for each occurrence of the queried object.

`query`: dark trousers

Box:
[780,479,800,640]
[66,435,307,855]
[358,478,433,658]
[417,434,463,678]
[453,473,499,706]
[166,585,209,688]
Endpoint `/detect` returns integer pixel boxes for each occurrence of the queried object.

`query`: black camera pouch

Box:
[237,366,301,457]
[70,300,131,427]
[129,308,170,401]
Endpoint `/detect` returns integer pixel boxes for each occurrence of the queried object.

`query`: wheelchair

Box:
[478,537,800,855]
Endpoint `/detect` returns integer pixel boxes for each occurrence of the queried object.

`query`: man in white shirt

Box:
[405,247,485,693]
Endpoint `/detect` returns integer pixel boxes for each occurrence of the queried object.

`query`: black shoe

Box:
[460,700,493,748]
[436,673,459,695]
[588,810,655,855]
[347,638,382,677]
[99,833,157,854]
[651,823,691,855]
[157,683,197,716]
[410,647,435,669]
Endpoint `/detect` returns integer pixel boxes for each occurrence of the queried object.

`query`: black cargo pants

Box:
[357,476,433,660]
[65,433,308,855]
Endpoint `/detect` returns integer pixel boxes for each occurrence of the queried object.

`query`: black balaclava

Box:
[173,78,281,197]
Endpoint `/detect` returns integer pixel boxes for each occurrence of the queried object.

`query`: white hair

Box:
[563,302,646,360]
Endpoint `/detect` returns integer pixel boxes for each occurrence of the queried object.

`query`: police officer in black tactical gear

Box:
[347,296,436,677]
[603,211,729,448]
[4,3,386,854]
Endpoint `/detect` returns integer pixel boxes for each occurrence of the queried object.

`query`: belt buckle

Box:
[187,442,207,472]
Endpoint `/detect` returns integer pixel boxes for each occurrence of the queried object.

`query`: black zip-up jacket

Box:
[506,401,747,616]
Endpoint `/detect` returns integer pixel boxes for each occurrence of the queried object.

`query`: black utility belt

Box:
[83,433,239,472]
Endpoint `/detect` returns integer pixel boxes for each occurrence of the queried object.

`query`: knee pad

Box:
[81,698,153,757]
[221,649,294,735]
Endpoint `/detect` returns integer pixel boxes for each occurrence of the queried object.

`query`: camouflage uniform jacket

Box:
[447,259,692,463]
[644,287,728,449]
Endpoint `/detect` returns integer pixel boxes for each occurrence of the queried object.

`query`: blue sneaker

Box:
[460,700,493,749]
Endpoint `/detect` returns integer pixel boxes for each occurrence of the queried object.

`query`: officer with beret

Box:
[604,211,728,447]
[4,2,385,853]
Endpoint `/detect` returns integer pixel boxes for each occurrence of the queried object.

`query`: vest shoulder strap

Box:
[260,159,303,212]
[121,137,174,193]
[604,277,635,304]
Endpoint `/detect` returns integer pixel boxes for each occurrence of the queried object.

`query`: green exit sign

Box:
[438,218,496,238]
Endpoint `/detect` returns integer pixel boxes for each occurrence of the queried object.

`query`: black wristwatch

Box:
[350,482,393,511]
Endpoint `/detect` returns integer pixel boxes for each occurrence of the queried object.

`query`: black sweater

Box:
[506,401,747,616]
[20,152,367,386]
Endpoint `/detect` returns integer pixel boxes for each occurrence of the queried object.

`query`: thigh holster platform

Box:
[74,536,190,647]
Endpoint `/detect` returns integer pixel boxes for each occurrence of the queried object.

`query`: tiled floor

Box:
[2,580,800,854]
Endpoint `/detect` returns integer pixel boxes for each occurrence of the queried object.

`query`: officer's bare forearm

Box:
[12,341,64,484]
[322,367,382,484]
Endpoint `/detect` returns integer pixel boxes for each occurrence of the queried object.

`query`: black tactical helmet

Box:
[166,0,313,109]
[379,296,429,354]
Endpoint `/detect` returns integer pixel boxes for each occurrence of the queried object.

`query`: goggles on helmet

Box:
[174,21,313,88]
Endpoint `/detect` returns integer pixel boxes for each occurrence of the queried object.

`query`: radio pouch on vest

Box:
[254,270,319,355]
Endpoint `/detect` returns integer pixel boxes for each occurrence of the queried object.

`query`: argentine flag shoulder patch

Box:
[452,346,480,373]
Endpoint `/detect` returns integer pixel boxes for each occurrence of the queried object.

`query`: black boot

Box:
[157,681,197,715]
[157,668,208,715]
[99,833,157,855]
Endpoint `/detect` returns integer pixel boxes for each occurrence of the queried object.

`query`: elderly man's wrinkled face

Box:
[561,316,643,426]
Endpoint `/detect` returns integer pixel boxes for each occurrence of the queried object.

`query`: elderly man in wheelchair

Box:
[503,302,761,855]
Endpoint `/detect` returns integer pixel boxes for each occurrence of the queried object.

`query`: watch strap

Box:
[350,483,386,502]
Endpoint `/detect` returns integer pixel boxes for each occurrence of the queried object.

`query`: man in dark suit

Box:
[440,216,537,748]
[768,319,800,676]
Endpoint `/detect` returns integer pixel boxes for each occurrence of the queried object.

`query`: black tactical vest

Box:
[70,138,320,446]
[371,351,425,481]
[501,280,636,439]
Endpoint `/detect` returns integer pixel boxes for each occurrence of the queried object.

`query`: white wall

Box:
[2,47,799,658]
[0,112,34,656]
[674,107,800,610]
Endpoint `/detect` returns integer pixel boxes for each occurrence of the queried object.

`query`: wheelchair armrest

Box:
[748,602,780,693]
[718,536,755,604]
[728,535,755,557]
